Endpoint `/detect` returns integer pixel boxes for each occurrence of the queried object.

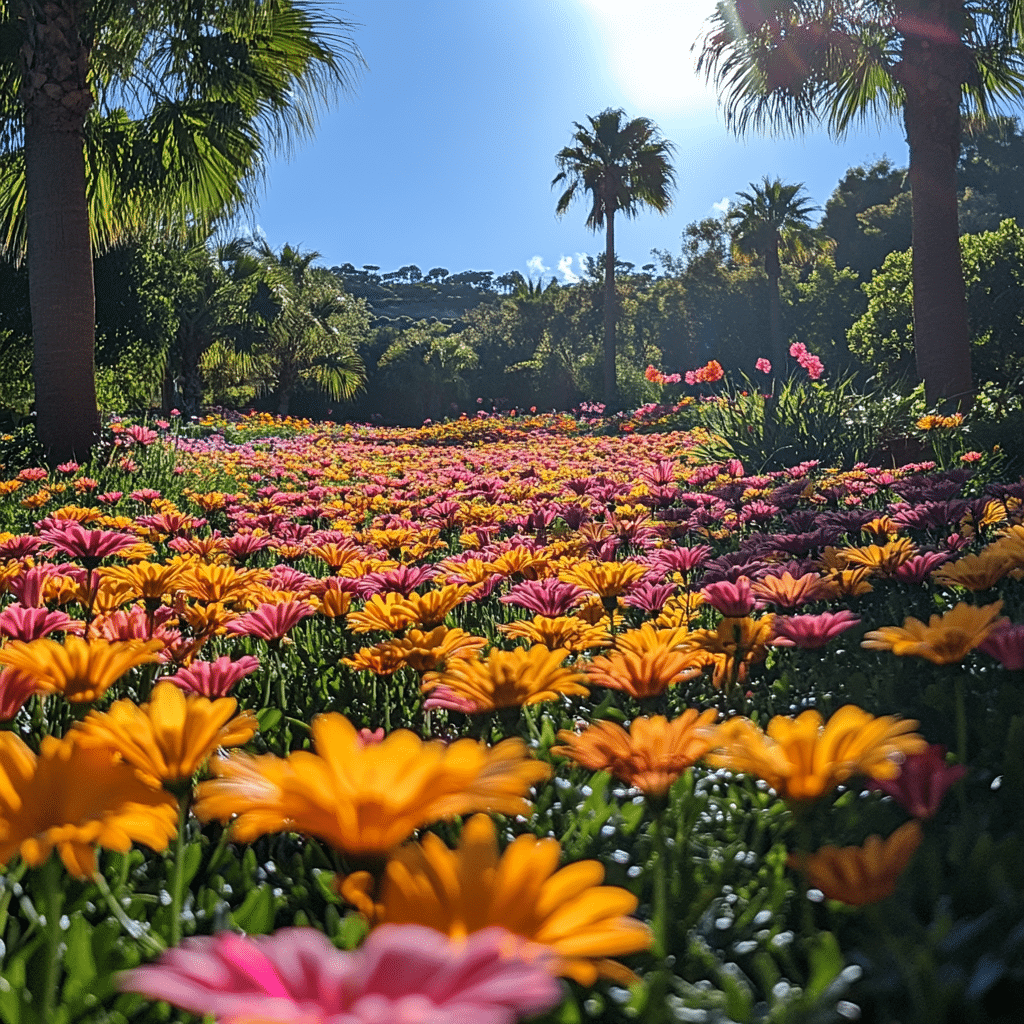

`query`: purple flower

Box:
[872,745,966,819]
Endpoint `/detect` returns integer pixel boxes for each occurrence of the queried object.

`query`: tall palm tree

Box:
[727,176,827,368]
[696,0,1024,409]
[0,1,363,459]
[553,108,676,410]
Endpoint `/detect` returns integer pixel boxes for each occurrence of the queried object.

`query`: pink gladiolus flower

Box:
[0,604,75,642]
[755,357,772,374]
[223,601,316,642]
[872,744,966,819]
[770,610,861,648]
[979,622,1024,671]
[161,655,262,698]
[118,924,561,1024]
[684,370,698,385]
[700,576,759,616]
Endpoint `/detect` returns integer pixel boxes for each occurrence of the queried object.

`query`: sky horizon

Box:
[247,1,910,285]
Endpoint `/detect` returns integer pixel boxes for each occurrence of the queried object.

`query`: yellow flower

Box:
[708,705,926,802]
[0,636,162,703]
[98,561,190,605]
[193,714,550,857]
[684,615,774,689]
[0,732,177,877]
[824,567,874,597]
[346,592,419,634]
[422,645,589,711]
[841,538,917,575]
[387,627,488,673]
[180,563,269,605]
[614,623,693,655]
[930,553,1016,591]
[498,615,611,652]
[487,548,551,581]
[339,814,651,985]
[789,820,923,906]
[343,644,409,675]
[861,600,1005,664]
[583,647,704,699]
[72,681,257,788]
[552,711,719,797]
[558,560,648,599]
[402,584,475,629]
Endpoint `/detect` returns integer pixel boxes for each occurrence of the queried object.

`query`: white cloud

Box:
[712,196,731,215]
[557,256,580,283]
[526,255,550,277]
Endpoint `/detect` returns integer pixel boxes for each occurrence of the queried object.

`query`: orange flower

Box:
[387,627,487,673]
[422,645,589,711]
[789,820,923,905]
[487,548,551,581]
[861,600,1005,664]
[0,636,162,703]
[403,584,474,629]
[750,572,837,609]
[552,711,719,797]
[684,615,774,689]
[0,732,177,877]
[583,647,704,699]
[346,593,419,634]
[339,814,651,985]
[499,615,611,652]
[558,560,648,599]
[930,553,1015,592]
[708,705,926,802]
[193,714,550,857]
[73,681,257,788]
[841,539,917,575]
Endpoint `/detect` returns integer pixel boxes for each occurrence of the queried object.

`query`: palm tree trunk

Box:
[766,240,785,370]
[18,0,100,461]
[603,207,617,411]
[899,5,973,409]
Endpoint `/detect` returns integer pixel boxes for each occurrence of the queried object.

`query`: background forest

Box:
[4,116,1024,428]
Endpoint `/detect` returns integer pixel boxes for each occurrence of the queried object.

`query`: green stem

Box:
[39,854,65,1020]
[793,809,817,939]
[169,792,190,946]
[0,859,28,947]
[651,809,669,961]
[94,867,165,957]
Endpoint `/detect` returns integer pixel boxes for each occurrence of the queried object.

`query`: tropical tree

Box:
[696,0,1024,408]
[0,1,363,459]
[250,242,369,416]
[553,108,676,409]
[727,176,828,368]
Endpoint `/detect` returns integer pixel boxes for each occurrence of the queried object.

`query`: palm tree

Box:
[0,1,363,459]
[727,177,828,369]
[553,108,676,410]
[696,0,1024,409]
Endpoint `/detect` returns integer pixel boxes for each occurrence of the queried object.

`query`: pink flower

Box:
[17,467,47,482]
[892,551,951,584]
[423,684,481,714]
[0,667,39,721]
[960,451,982,463]
[872,744,966,819]
[357,727,386,746]
[223,600,316,642]
[118,924,561,1024]
[770,610,861,648]
[755,358,772,374]
[56,461,80,474]
[0,604,75,642]
[979,622,1024,671]
[500,579,584,617]
[684,370,698,385]
[161,655,262,698]
[802,355,824,380]
[789,342,808,361]
[125,425,159,446]
[39,521,138,562]
[700,576,758,616]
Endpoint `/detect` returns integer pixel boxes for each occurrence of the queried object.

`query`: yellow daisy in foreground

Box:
[73,681,257,789]
[789,820,923,906]
[340,813,652,985]
[861,600,1005,664]
[0,732,177,877]
[0,636,162,703]
[421,645,589,711]
[193,714,550,857]
[708,705,926,802]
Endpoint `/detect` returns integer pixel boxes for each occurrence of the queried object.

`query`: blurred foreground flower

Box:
[119,923,561,1024]
[0,635,162,702]
[709,705,926,802]
[73,681,257,788]
[0,732,177,877]
[340,814,651,985]
[871,744,966,819]
[789,820,923,906]
[861,600,1005,664]
[194,714,550,856]
[552,711,719,798]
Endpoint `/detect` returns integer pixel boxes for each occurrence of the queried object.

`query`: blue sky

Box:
[249,0,909,284]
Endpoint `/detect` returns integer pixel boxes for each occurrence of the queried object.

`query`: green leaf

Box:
[231,885,275,934]
[804,930,844,1003]
[720,968,753,1023]
[257,707,283,732]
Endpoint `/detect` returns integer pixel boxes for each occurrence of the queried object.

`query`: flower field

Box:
[0,410,1022,1024]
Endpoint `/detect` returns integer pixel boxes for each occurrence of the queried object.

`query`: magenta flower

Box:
[40,521,138,562]
[500,579,584,617]
[161,655,262,698]
[0,534,43,560]
[646,544,712,577]
[770,610,861,649]
[423,684,481,714]
[892,551,951,584]
[755,357,772,374]
[0,604,76,642]
[979,622,1024,671]
[872,744,966,819]
[223,600,316,642]
[118,924,561,1024]
[0,667,40,720]
[700,576,759,616]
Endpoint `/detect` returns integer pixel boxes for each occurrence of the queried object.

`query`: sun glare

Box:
[577,0,722,117]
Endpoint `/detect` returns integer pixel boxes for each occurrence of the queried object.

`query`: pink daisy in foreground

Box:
[160,655,262,698]
[118,924,562,1024]
[770,610,861,649]
[223,601,316,643]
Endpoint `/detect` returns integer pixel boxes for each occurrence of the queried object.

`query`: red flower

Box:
[872,744,966,819]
